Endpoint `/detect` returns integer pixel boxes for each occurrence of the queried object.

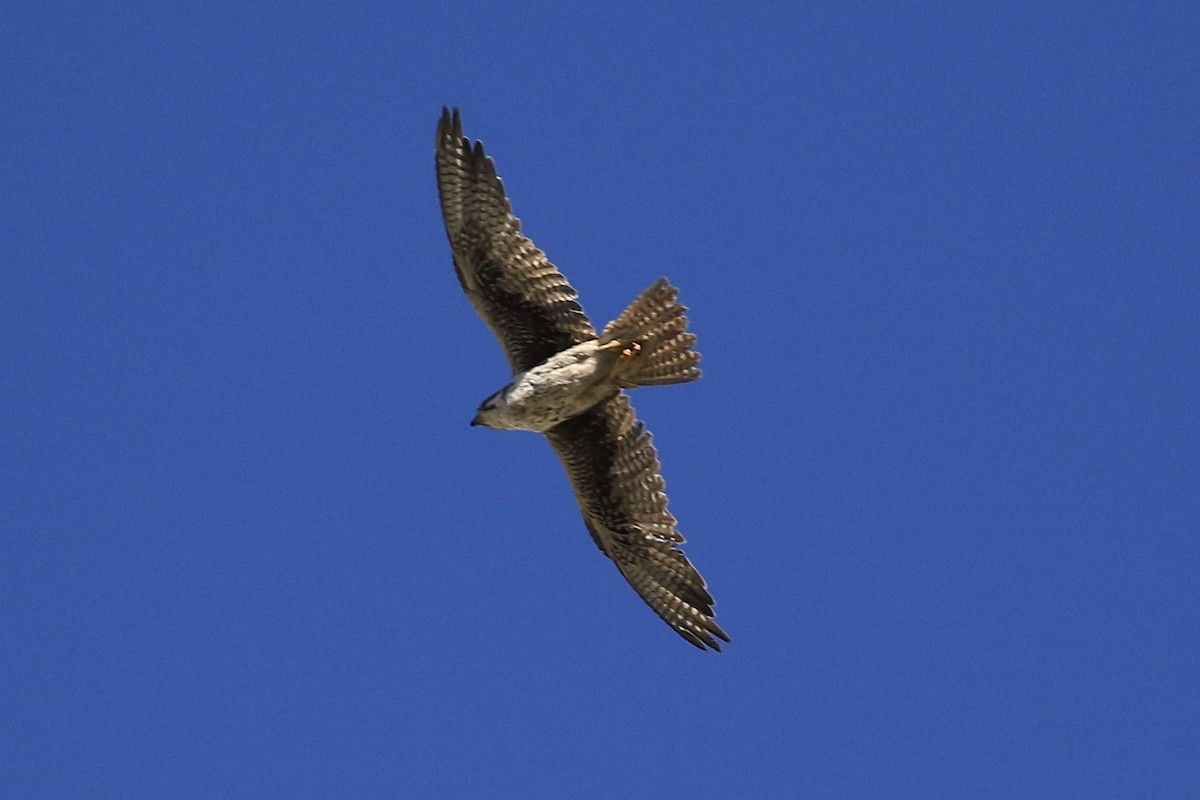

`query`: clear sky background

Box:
[3,4,1197,798]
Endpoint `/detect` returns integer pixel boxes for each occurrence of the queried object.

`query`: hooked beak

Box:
[469,413,482,427]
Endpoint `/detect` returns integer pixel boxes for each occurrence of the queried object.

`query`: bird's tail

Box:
[599,278,702,389]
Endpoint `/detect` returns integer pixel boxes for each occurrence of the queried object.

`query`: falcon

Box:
[435,108,729,650]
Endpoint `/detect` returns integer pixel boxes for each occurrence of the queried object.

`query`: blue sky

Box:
[3,3,1197,797]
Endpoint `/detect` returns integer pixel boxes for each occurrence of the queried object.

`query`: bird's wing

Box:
[436,107,596,374]
[545,393,729,650]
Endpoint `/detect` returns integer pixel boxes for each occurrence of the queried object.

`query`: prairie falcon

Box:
[436,108,729,650]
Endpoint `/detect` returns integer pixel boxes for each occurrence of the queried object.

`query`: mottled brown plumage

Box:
[435,107,728,650]
[436,108,594,375]
[546,394,729,650]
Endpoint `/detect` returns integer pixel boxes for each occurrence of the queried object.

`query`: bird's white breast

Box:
[492,341,618,431]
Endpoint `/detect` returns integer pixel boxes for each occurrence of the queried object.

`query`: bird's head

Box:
[470,389,509,429]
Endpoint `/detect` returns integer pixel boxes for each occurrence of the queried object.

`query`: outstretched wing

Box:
[436,107,596,374]
[545,393,730,650]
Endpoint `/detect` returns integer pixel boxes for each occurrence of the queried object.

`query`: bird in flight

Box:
[435,108,729,650]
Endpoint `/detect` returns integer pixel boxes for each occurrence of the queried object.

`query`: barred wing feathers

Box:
[546,393,729,650]
[435,107,595,374]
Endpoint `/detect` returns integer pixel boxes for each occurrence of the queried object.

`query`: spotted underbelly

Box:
[499,347,624,434]
[501,364,615,432]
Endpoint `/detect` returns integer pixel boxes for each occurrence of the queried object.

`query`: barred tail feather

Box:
[601,278,702,388]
